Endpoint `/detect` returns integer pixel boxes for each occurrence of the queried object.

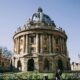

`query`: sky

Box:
[0,0,80,63]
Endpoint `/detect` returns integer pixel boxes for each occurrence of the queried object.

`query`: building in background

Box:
[12,8,71,72]
[71,62,80,71]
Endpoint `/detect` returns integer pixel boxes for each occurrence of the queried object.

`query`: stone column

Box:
[23,35,26,53]
[26,34,28,54]
[64,39,67,55]
[49,35,51,53]
[62,39,64,53]
[40,34,43,53]
[35,34,39,71]
[17,37,20,54]
[22,35,25,54]
[59,38,61,52]
[51,34,53,53]
[16,38,18,54]
[60,38,63,53]
[13,39,15,53]
[18,37,20,54]
[58,37,60,52]
[36,34,39,53]
[52,35,55,53]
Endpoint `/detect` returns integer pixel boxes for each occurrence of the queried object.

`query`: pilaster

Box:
[23,35,26,53]
[49,35,51,53]
[26,34,28,54]
[36,34,39,53]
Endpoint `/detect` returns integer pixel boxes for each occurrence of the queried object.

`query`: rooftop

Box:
[14,8,66,34]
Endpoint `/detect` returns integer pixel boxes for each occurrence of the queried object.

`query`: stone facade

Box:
[12,8,71,72]
[71,62,80,71]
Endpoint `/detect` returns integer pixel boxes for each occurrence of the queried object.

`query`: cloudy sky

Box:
[0,0,80,63]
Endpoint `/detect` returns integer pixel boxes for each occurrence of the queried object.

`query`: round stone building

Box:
[12,8,71,72]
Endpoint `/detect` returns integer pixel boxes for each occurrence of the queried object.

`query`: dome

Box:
[26,8,56,27]
[14,8,67,34]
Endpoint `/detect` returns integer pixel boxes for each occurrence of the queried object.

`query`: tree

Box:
[0,46,12,72]
[0,47,12,59]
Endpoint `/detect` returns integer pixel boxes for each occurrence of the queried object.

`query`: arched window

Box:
[44,58,50,71]
[27,58,34,71]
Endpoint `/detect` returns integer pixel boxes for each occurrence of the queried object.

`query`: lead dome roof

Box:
[15,8,65,34]
[28,7,56,27]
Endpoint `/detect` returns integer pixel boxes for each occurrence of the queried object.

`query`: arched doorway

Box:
[57,59,64,70]
[27,58,34,71]
[17,60,22,71]
[44,58,50,71]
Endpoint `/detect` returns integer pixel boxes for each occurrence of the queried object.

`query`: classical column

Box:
[14,38,16,54]
[18,37,20,54]
[26,34,28,54]
[60,38,63,53]
[51,34,53,53]
[49,35,51,53]
[36,34,39,54]
[62,39,64,53]
[13,39,15,53]
[16,37,18,54]
[60,38,62,52]
[65,41,68,55]
[52,35,55,53]
[58,37,60,52]
[23,35,26,53]
[16,37,20,54]
[15,38,17,54]
[63,39,65,54]
[38,34,40,53]
[64,39,67,55]
[40,34,43,53]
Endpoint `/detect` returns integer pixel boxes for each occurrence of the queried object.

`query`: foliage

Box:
[0,72,53,80]
[62,72,80,80]
[0,72,80,80]
[0,47,12,59]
